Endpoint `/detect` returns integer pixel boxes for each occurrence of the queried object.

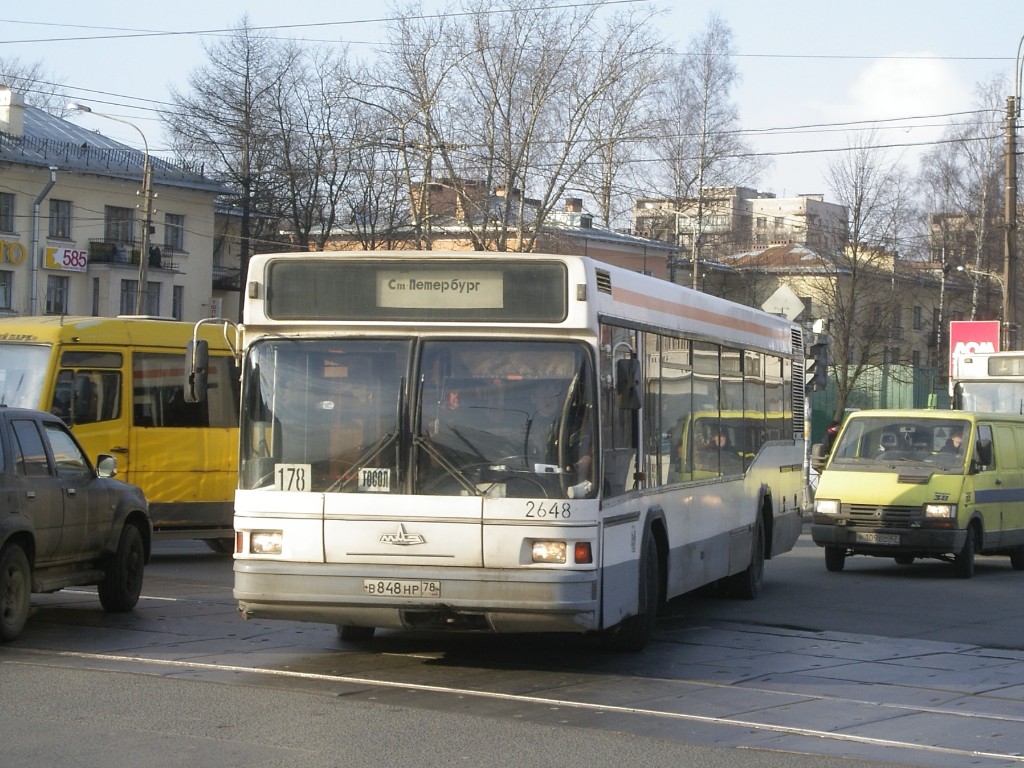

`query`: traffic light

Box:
[805,338,830,393]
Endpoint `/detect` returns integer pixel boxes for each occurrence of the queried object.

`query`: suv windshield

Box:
[831,416,972,471]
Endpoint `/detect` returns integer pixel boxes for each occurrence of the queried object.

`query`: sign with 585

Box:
[44,246,89,272]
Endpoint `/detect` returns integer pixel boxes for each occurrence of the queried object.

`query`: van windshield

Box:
[830,416,972,471]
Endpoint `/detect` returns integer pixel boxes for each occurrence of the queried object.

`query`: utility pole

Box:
[1005,95,1019,350]
[136,160,154,314]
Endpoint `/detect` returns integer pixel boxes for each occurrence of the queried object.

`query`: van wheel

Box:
[602,534,660,651]
[824,546,846,572]
[337,625,375,643]
[0,543,31,642]
[1010,546,1024,571]
[954,526,976,580]
[99,523,146,612]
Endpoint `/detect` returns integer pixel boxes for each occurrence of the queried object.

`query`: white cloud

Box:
[839,54,970,123]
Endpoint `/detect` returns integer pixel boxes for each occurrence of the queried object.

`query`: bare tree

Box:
[0,57,68,115]
[163,17,300,319]
[649,13,766,284]
[809,133,912,417]
[376,0,667,251]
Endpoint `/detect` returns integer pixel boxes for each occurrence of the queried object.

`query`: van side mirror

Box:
[615,358,642,411]
[184,339,209,403]
[810,443,828,473]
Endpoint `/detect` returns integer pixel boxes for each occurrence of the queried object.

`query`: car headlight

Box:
[815,499,840,516]
[923,503,956,520]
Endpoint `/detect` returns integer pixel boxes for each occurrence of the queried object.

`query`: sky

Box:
[4,0,1024,203]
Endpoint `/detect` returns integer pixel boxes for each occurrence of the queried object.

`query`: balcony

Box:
[88,241,177,271]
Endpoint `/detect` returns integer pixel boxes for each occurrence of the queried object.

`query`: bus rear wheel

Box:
[337,625,375,643]
[726,515,765,599]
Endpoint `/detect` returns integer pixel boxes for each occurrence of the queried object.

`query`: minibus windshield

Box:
[0,344,51,407]
[830,416,972,470]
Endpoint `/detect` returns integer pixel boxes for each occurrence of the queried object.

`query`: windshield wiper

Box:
[328,431,397,492]
[413,434,480,495]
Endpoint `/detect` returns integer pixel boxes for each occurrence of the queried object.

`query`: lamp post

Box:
[68,102,154,314]
[957,264,1009,348]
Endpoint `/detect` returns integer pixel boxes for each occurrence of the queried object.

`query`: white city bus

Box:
[209,252,807,649]
[953,351,1024,414]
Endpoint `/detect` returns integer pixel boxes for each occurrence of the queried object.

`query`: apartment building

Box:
[0,87,233,321]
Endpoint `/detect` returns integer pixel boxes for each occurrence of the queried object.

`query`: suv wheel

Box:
[0,543,31,642]
[98,524,145,612]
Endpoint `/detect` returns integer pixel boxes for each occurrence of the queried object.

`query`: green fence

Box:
[808,364,947,444]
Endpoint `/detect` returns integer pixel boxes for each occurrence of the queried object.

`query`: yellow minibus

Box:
[811,409,1024,578]
[0,316,238,548]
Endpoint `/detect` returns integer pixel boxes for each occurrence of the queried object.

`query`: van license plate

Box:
[855,532,900,545]
[363,579,441,598]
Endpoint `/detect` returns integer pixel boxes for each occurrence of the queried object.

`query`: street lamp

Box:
[68,102,154,314]
[956,264,1011,348]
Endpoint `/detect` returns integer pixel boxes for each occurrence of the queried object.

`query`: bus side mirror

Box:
[615,358,642,411]
[185,339,209,403]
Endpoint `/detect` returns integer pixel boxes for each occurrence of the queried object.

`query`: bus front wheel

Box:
[338,624,375,643]
[601,534,660,652]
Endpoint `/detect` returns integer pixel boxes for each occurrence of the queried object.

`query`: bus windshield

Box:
[956,382,1024,414]
[239,338,597,499]
[0,344,52,407]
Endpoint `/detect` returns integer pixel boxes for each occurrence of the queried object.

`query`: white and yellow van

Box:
[810,409,1024,578]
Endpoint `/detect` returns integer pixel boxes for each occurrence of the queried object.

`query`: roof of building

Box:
[0,105,231,195]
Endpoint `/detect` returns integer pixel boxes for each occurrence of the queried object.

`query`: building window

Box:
[49,199,72,239]
[172,285,184,320]
[0,192,14,232]
[121,279,160,315]
[91,277,100,316]
[0,270,12,309]
[913,306,923,331]
[164,213,185,251]
[45,275,69,314]
[105,206,134,244]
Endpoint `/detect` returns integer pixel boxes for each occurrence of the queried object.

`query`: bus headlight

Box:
[923,503,956,520]
[532,541,567,564]
[250,530,283,555]
[815,499,840,516]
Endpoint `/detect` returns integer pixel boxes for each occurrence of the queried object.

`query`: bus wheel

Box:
[338,625,375,643]
[602,535,660,652]
[727,516,764,599]
[1010,546,1024,571]
[99,523,146,612]
[0,543,31,642]
[894,555,915,565]
[954,526,976,579]
[824,546,846,572]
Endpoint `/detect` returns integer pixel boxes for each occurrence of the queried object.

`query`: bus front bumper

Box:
[233,560,600,634]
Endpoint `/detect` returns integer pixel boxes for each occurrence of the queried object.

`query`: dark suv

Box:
[0,406,151,641]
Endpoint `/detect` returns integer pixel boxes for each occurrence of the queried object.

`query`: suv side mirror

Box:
[96,454,118,478]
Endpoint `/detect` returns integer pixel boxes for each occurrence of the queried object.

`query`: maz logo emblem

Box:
[379,524,426,546]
